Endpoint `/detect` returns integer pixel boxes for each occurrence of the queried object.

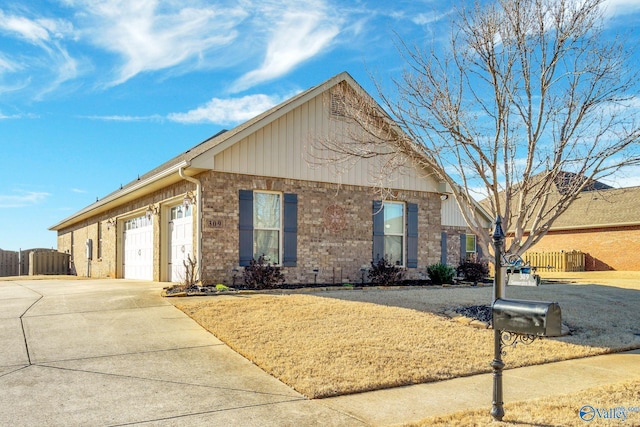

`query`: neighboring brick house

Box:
[523,183,640,271]
[49,72,487,284]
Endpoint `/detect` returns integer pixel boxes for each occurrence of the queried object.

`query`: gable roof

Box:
[49,72,416,231]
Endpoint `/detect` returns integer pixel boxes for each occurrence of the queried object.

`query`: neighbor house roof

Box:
[546,185,640,230]
[484,171,640,233]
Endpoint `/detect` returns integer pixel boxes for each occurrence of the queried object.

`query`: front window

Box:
[254,192,281,264]
[384,202,405,265]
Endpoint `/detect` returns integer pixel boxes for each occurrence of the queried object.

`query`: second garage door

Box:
[123,215,153,280]
[168,205,193,282]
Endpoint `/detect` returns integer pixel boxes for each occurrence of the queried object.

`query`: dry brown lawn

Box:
[173,273,640,399]
[407,378,640,426]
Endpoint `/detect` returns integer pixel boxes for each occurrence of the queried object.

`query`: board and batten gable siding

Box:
[441,197,469,227]
[196,92,440,192]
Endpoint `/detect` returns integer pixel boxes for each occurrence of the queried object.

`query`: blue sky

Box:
[1,0,639,251]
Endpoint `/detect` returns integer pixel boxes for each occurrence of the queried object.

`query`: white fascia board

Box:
[49,160,190,231]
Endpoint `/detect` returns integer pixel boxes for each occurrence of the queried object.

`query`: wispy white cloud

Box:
[167,93,294,125]
[0,10,68,44]
[81,114,164,122]
[231,2,341,92]
[0,111,37,120]
[82,91,295,125]
[64,0,247,86]
[0,0,352,97]
[411,10,452,26]
[0,9,78,97]
[71,188,87,193]
[602,0,640,17]
[0,191,50,208]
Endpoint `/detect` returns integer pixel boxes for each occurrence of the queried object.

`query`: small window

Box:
[465,234,477,259]
[170,205,192,220]
[254,191,281,264]
[124,215,152,230]
[97,222,103,259]
[383,202,405,265]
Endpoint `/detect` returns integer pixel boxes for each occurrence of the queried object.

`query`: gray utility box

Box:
[493,298,562,337]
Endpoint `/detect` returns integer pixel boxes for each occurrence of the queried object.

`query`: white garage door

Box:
[168,205,193,282]
[123,215,153,280]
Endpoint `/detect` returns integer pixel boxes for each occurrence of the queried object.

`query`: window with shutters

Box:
[253,191,281,264]
[239,190,296,267]
[383,202,405,265]
[373,201,418,268]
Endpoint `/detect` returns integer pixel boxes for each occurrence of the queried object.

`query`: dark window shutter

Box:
[238,190,253,266]
[282,193,298,267]
[460,233,467,263]
[372,201,384,261]
[441,232,448,265]
[406,203,418,268]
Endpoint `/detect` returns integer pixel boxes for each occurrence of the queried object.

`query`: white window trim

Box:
[253,190,283,265]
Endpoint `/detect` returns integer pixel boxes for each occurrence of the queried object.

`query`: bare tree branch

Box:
[312,0,640,262]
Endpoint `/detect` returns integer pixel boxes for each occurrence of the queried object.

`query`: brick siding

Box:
[57,171,444,283]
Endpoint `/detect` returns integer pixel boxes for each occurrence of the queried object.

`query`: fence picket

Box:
[522,251,584,272]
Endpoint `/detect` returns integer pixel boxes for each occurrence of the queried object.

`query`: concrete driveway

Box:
[0,279,365,426]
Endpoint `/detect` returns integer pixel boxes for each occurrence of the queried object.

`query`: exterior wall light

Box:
[106,218,116,231]
[145,204,158,222]
[183,191,196,208]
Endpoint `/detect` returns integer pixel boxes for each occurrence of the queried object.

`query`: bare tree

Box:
[314,0,640,260]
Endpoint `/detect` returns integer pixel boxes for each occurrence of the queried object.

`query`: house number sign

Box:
[323,204,346,232]
[208,219,224,228]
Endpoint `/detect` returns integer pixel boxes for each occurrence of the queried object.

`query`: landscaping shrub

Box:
[426,263,455,285]
[242,255,285,289]
[368,257,405,286]
[456,261,489,283]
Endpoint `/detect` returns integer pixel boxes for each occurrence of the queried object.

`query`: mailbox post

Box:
[490,216,563,422]
[491,216,506,421]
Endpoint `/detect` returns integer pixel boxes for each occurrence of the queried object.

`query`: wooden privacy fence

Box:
[29,251,70,275]
[0,249,19,277]
[0,249,70,276]
[522,251,585,272]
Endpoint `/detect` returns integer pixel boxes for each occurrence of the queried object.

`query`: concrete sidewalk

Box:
[321,349,640,426]
[1,278,638,426]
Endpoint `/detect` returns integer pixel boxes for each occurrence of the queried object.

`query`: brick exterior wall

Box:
[441,226,469,266]
[529,225,640,271]
[199,171,442,285]
[57,171,445,283]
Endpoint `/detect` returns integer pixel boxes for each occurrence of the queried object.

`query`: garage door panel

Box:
[123,215,153,281]
[169,206,193,282]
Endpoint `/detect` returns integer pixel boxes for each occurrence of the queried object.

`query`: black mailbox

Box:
[492,298,562,337]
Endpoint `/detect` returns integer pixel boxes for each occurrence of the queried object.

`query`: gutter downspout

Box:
[179,165,202,281]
